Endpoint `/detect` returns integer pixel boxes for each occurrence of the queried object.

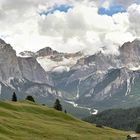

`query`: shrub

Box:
[96,124,103,128]
[26,95,35,102]
[53,99,62,111]
[12,92,17,102]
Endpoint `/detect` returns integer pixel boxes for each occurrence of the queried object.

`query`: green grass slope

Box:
[0,101,131,140]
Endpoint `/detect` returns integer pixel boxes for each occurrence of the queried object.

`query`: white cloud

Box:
[38,3,135,54]
[0,0,139,55]
[100,0,111,9]
[127,3,140,37]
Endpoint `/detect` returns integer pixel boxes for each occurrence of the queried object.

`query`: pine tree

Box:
[26,95,35,102]
[53,99,62,111]
[12,92,17,102]
[136,124,140,133]
[64,109,67,114]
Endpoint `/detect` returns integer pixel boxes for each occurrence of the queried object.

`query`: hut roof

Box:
[127,134,138,138]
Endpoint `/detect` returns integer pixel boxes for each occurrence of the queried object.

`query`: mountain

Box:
[120,39,140,68]
[0,101,129,140]
[0,39,22,81]
[45,39,140,113]
[2,38,140,118]
[0,39,63,103]
[18,57,50,84]
[84,106,140,131]
[20,47,83,72]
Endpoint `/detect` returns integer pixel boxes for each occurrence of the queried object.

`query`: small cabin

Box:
[127,134,138,140]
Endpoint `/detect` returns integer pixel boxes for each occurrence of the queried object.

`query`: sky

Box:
[0,0,140,55]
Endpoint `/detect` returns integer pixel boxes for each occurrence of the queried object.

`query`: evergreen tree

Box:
[64,109,67,114]
[136,124,140,133]
[26,95,35,102]
[12,92,17,102]
[53,99,62,111]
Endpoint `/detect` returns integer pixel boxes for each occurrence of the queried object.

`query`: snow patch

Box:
[125,78,131,96]
[75,79,82,100]
[65,100,98,115]
[37,56,81,72]
[129,66,140,71]
[91,109,98,115]
[52,66,70,73]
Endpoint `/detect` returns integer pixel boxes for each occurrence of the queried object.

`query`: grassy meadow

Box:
[0,101,135,140]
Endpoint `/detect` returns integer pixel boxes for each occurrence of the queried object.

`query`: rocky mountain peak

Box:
[36,47,59,57]
[0,38,22,81]
[119,39,140,68]
[120,39,140,50]
[18,57,52,84]
[0,39,13,52]
[0,39,6,45]
[19,51,35,57]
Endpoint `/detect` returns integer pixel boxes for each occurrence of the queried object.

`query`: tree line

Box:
[12,92,67,113]
[83,107,140,133]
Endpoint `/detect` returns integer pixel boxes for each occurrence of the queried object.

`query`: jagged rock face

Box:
[75,52,119,71]
[0,39,22,81]
[0,39,53,86]
[20,47,83,72]
[19,51,36,57]
[0,78,65,102]
[36,47,82,59]
[2,38,140,114]
[36,47,59,57]
[49,39,140,111]
[120,40,140,68]
[76,68,131,104]
[18,57,52,84]
[0,39,57,103]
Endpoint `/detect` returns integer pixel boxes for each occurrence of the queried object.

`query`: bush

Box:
[64,110,67,114]
[26,95,35,102]
[53,99,62,111]
[12,92,17,102]
[96,124,103,128]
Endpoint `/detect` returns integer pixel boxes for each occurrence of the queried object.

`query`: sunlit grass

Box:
[0,101,132,140]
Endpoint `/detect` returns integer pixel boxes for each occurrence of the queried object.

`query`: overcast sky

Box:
[0,0,140,55]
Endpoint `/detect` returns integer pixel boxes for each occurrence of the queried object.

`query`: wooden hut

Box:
[127,134,138,140]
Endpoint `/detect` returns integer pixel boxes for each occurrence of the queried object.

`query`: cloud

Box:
[127,3,140,37]
[98,0,140,8]
[38,3,135,54]
[114,0,140,7]
[102,1,110,9]
[0,0,139,55]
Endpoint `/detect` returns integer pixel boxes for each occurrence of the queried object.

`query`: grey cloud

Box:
[89,0,139,7]
[0,0,139,54]
[114,0,139,7]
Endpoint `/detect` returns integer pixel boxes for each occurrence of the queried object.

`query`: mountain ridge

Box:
[1,38,140,118]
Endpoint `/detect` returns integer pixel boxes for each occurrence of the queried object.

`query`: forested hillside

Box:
[84,107,140,131]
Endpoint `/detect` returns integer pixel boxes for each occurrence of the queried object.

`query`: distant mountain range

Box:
[1,38,140,118]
